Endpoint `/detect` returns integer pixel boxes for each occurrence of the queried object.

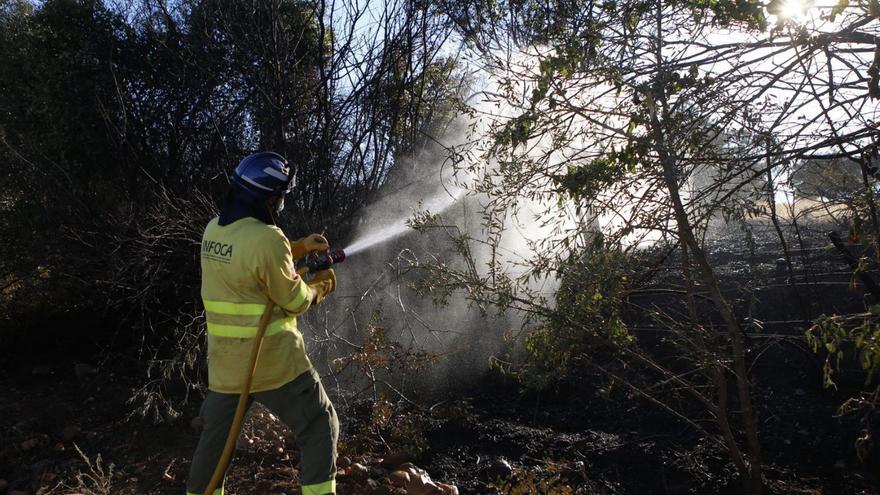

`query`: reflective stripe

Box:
[207,316,298,338]
[204,297,303,338]
[302,479,336,495]
[205,313,266,327]
[241,174,274,191]
[281,280,311,313]
[263,167,288,180]
[203,300,266,316]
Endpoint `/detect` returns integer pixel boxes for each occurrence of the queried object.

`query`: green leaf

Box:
[830,0,849,20]
[626,118,637,136]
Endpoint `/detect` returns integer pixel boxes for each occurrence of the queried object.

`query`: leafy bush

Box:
[509,241,631,390]
[807,312,880,461]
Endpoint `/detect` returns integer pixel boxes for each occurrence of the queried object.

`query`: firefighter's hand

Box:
[291,234,329,259]
[307,268,336,305]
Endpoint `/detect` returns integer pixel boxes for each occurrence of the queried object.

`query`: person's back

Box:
[186,152,339,495]
[201,216,313,393]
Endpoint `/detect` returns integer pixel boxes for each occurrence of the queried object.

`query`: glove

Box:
[306,268,337,305]
[290,233,329,259]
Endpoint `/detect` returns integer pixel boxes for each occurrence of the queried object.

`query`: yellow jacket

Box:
[200,217,314,393]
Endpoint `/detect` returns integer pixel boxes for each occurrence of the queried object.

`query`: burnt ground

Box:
[1,220,880,494]
[0,355,877,495]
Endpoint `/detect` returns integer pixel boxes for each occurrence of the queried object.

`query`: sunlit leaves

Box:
[493,111,537,148]
[553,143,643,201]
[829,0,849,20]
[512,244,632,390]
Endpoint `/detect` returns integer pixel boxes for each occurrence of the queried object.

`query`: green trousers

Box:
[185,368,339,495]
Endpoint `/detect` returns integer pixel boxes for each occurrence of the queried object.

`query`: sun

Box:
[779,0,809,19]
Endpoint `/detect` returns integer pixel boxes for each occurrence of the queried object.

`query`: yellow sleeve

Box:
[256,229,314,316]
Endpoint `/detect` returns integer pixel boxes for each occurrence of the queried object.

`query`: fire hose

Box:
[203,249,346,495]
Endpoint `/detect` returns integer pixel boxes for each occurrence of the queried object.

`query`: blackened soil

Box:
[418,365,879,494]
[0,354,878,494]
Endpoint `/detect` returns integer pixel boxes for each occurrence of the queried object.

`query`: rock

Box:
[774,258,787,275]
[436,483,458,495]
[73,362,97,379]
[31,365,51,377]
[337,456,352,469]
[62,425,81,441]
[408,481,444,495]
[406,472,443,495]
[388,470,410,487]
[31,459,52,475]
[9,491,28,495]
[348,463,369,479]
[0,479,8,492]
[399,463,425,476]
[20,439,39,452]
[365,478,380,491]
[189,416,204,433]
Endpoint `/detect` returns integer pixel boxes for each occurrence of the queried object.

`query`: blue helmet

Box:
[230,151,295,199]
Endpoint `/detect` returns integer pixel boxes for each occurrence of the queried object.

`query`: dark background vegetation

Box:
[0,0,460,377]
[2,0,880,494]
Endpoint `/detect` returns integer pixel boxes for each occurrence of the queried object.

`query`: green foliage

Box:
[553,144,642,201]
[514,242,632,390]
[807,313,880,462]
[807,314,880,388]
[829,0,850,20]
[696,0,767,29]
[494,111,538,148]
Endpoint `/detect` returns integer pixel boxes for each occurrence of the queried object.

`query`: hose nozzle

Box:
[305,249,346,272]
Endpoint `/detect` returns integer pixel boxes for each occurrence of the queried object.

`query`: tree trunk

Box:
[647,3,764,481]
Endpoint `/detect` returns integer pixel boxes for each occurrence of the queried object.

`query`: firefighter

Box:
[186,152,338,495]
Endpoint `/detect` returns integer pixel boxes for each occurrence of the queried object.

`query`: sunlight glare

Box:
[781,0,807,19]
